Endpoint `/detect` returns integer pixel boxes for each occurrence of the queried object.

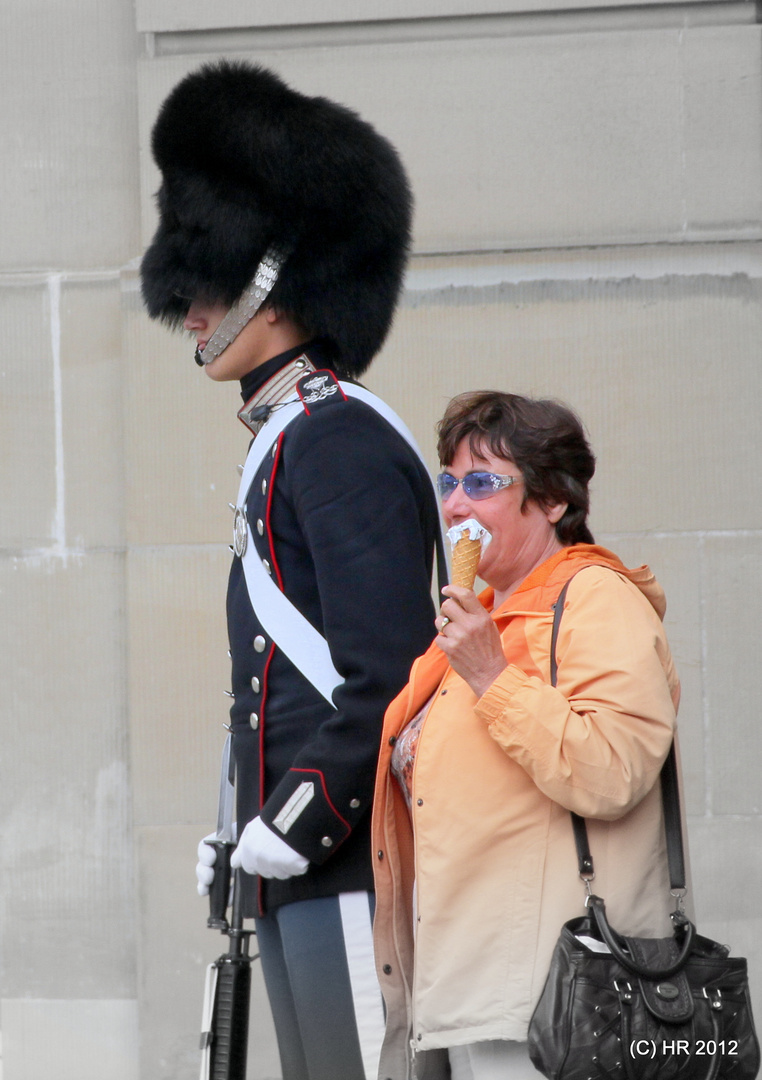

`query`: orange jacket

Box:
[371,545,682,1077]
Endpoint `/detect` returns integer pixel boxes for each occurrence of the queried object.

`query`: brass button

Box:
[321,836,333,848]
[349,798,360,809]
[263,559,272,575]
[251,677,260,693]
[249,713,259,730]
[256,519,264,535]
[261,479,267,494]
[253,635,266,653]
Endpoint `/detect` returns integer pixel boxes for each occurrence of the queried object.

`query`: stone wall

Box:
[2,4,760,1078]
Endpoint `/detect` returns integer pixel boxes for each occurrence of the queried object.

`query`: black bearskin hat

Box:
[140,61,413,376]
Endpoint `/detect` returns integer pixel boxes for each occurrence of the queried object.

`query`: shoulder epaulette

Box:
[296,370,347,415]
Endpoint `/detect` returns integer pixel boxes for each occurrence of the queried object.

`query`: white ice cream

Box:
[446,518,492,551]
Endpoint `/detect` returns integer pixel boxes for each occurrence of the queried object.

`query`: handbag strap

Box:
[550,570,686,892]
[551,569,697,977]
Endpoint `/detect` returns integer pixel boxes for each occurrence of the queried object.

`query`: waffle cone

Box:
[451,535,482,589]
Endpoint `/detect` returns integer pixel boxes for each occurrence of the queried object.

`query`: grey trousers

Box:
[449,1040,534,1079]
[255,891,384,1080]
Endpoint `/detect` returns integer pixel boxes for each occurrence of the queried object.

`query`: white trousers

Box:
[448,1040,534,1080]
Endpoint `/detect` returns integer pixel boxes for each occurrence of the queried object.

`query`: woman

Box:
[371,392,683,1080]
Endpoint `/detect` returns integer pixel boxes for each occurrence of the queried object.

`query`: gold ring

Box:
[439,616,450,630]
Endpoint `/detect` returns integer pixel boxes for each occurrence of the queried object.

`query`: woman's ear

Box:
[546,501,568,525]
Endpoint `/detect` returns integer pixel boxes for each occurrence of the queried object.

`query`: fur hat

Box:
[140,61,413,376]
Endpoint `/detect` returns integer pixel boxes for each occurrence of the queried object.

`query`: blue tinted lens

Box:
[462,472,499,499]
[436,473,459,500]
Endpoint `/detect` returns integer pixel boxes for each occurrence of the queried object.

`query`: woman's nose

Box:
[442,485,471,525]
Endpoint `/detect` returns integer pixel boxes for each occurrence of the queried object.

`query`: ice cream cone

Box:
[451,534,482,589]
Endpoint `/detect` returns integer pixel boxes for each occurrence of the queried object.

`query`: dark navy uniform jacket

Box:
[227,341,439,914]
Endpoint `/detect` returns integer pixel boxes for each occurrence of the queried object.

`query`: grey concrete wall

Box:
[0,0,141,1076]
[2,3,761,1079]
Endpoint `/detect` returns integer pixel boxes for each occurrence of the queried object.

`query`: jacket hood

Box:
[545,544,667,621]
[480,543,667,622]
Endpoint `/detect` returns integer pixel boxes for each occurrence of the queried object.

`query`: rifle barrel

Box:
[208,871,253,1080]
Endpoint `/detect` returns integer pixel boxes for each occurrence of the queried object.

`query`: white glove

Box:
[195,825,238,897]
[230,816,310,880]
[196,833,218,897]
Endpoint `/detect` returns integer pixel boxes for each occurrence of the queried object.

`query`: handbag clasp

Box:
[703,987,723,1011]
[670,887,687,909]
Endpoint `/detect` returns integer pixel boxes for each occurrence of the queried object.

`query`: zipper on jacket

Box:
[382,748,421,1080]
[409,1036,418,1079]
[409,716,423,1080]
[408,684,442,1080]
[402,677,448,1079]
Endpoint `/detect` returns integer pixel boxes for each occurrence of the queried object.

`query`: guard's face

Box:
[184,302,272,382]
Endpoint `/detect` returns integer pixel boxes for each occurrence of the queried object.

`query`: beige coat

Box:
[371,545,683,1080]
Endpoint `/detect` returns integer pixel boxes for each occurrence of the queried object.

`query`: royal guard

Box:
[141,61,441,1080]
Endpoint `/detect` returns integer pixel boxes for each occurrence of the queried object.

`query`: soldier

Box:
[140,61,440,1080]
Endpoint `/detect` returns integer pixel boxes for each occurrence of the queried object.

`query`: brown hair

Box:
[437,391,596,545]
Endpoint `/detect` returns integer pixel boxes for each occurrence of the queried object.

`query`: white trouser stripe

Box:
[338,891,385,1080]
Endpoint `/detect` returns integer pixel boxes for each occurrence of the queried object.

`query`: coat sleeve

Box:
[258,399,438,864]
[474,567,679,820]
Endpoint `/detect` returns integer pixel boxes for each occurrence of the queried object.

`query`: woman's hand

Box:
[435,585,507,698]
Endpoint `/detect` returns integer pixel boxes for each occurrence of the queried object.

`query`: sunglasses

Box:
[436,471,521,502]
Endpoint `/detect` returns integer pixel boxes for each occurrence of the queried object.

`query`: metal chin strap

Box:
[194,244,290,366]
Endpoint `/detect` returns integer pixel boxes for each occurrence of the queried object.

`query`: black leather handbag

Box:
[527,577,760,1080]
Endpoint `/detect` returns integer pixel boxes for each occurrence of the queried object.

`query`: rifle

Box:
[199,735,256,1080]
